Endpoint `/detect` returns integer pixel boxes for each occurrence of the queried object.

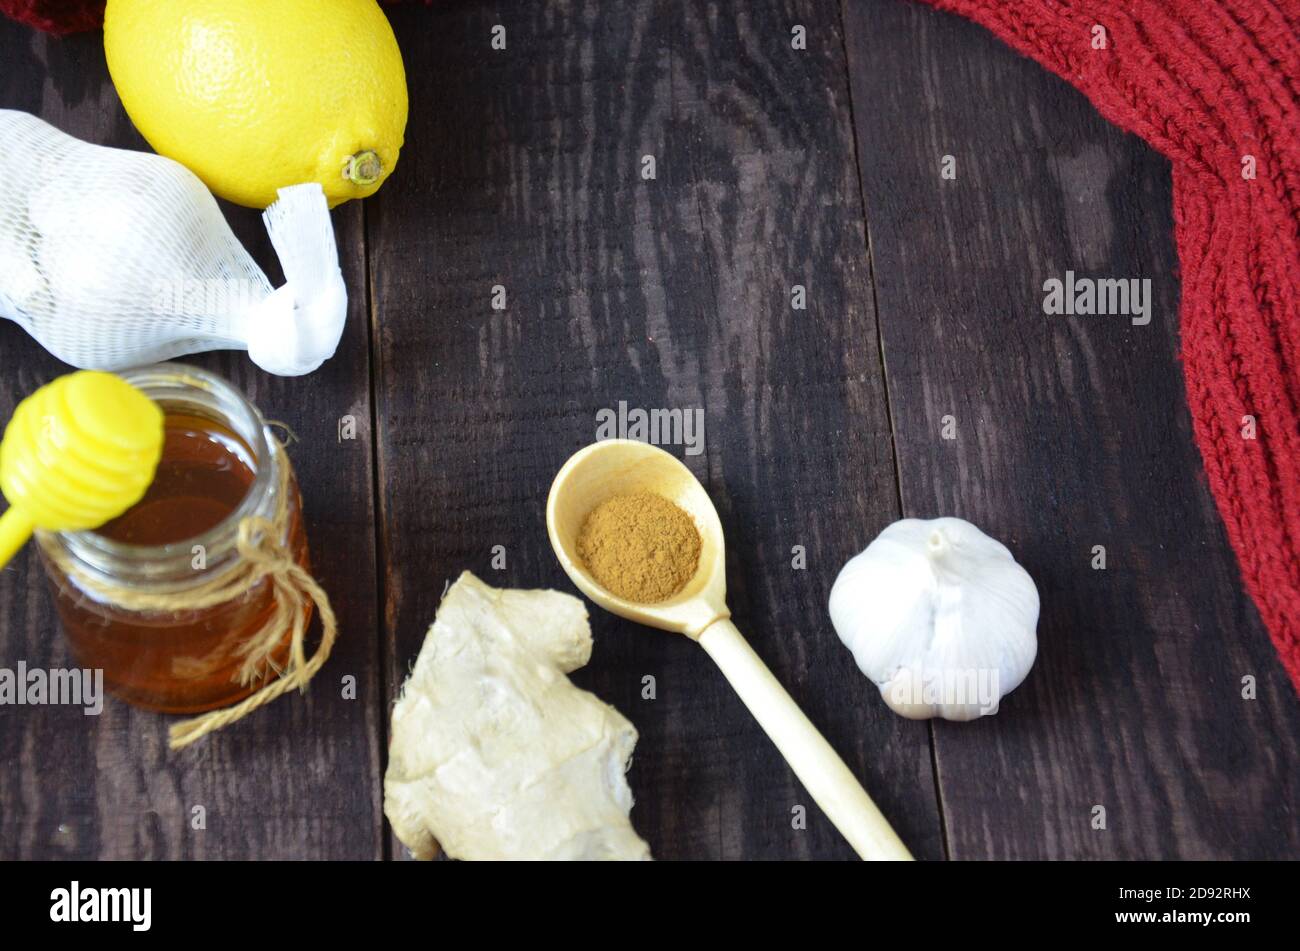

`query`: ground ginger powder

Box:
[577,492,702,603]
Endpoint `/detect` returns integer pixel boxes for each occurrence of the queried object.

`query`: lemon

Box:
[104,0,408,209]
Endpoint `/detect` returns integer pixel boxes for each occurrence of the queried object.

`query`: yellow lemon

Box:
[104,0,408,208]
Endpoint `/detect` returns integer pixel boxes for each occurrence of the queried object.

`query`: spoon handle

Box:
[0,507,35,571]
[698,618,912,861]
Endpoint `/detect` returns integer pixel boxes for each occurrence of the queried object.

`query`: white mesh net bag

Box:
[0,110,346,376]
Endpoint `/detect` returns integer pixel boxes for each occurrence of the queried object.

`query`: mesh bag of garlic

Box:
[0,110,345,376]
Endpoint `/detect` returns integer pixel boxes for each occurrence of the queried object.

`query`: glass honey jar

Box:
[36,364,311,714]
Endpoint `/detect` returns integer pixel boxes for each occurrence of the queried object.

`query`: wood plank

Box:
[371,0,944,859]
[842,0,1300,859]
[0,24,384,859]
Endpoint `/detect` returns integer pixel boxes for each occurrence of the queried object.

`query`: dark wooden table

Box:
[2,0,1297,861]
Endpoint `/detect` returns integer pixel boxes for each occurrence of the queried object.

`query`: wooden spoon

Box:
[546,439,912,860]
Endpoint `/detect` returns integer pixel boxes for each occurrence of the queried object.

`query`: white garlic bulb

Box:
[829,517,1038,721]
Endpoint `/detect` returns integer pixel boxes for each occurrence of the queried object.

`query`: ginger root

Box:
[383,572,651,860]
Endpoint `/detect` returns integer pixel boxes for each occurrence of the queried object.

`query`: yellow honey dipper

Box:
[0,370,164,569]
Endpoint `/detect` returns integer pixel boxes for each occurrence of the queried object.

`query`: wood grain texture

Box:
[370,0,943,860]
[0,25,384,859]
[843,0,1300,859]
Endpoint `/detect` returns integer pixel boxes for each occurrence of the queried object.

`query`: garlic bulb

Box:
[828,517,1038,721]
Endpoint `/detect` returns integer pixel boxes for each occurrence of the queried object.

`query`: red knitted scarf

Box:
[918,0,1300,689]
[0,1,101,35]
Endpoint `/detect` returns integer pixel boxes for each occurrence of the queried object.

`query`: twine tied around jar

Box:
[42,442,337,750]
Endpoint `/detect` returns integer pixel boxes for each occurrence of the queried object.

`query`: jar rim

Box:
[44,363,277,581]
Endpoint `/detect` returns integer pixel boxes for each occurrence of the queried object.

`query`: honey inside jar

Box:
[37,368,310,715]
[99,414,260,545]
